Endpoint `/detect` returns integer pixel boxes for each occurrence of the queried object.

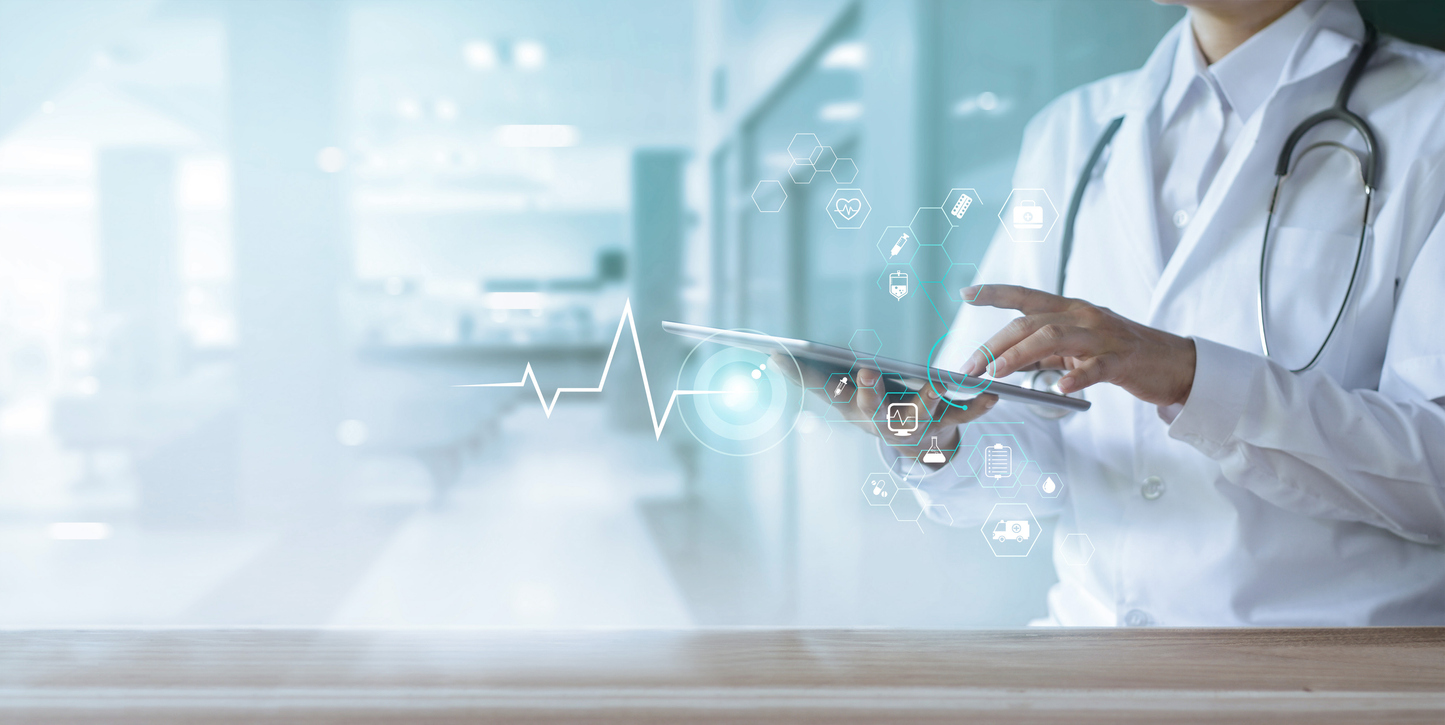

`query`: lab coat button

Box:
[1124,609,1150,627]
[1141,475,1165,500]
[1173,209,1190,227]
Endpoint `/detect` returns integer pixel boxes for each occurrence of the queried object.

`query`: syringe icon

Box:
[889,233,909,257]
[833,376,850,398]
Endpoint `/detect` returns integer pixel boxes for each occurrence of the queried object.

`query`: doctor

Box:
[837,0,1445,626]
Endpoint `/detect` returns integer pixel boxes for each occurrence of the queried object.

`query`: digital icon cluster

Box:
[751,133,868,230]
[860,469,953,532]
[875,188,983,326]
[785,132,859,186]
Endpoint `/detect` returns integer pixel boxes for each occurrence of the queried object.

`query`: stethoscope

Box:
[1029,23,1380,419]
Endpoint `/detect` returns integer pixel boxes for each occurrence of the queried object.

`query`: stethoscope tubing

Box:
[1052,22,1380,387]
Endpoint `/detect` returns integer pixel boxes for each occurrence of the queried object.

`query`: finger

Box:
[1059,356,1112,393]
[854,372,884,420]
[904,394,997,457]
[962,312,1072,376]
[936,393,997,426]
[963,284,1076,315]
[991,324,1096,378]
[915,380,939,403]
[1014,354,1070,373]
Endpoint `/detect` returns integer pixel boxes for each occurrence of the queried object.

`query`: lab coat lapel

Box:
[1100,23,1182,293]
[1102,111,1163,289]
[1149,6,1365,324]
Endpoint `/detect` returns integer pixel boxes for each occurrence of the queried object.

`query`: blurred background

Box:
[0,0,1435,628]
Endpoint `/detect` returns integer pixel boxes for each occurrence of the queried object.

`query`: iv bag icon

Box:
[889,271,910,300]
[922,436,947,464]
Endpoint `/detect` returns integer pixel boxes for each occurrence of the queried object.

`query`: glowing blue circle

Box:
[693,348,787,440]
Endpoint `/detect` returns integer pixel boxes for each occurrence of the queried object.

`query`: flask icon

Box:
[922,436,946,464]
[889,271,909,300]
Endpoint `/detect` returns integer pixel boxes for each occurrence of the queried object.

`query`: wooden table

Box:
[2,628,1443,723]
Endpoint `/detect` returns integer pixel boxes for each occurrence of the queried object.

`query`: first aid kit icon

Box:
[1013,200,1044,229]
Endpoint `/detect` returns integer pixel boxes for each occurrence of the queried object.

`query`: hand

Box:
[960,284,1197,407]
[773,354,997,469]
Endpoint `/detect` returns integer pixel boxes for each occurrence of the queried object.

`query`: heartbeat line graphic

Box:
[455,300,723,440]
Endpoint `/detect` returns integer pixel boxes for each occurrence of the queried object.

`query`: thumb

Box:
[937,393,997,426]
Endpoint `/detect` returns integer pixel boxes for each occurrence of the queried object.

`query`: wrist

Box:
[1173,337,1197,407]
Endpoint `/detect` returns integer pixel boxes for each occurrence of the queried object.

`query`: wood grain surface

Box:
[2,628,1443,723]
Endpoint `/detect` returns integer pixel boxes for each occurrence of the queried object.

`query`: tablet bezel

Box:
[660,321,1090,413]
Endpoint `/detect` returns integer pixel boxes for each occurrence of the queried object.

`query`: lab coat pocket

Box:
[1261,225,1363,371]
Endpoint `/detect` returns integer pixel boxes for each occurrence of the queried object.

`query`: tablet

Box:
[661,321,1090,413]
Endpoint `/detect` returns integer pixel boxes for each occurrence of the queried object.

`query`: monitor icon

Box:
[886,402,919,437]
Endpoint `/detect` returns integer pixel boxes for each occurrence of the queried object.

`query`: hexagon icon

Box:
[848,329,882,358]
[891,486,924,522]
[872,389,933,446]
[823,397,866,426]
[751,180,787,213]
[1015,459,1043,490]
[1039,472,1064,498]
[876,264,929,309]
[909,207,952,246]
[825,188,870,229]
[941,188,983,225]
[876,226,918,264]
[830,158,858,184]
[941,263,980,302]
[967,434,1023,489]
[998,188,1058,243]
[825,371,856,404]
[788,132,822,161]
[862,471,898,507]
[789,160,817,184]
[810,145,838,172]
[1058,533,1095,566]
[914,430,963,467]
[980,502,1042,557]
[946,442,976,477]
[910,244,953,283]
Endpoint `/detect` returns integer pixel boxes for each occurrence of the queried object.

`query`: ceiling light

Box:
[434,98,459,121]
[496,124,578,148]
[513,39,547,70]
[819,101,863,122]
[49,522,111,540]
[820,41,867,70]
[463,40,499,70]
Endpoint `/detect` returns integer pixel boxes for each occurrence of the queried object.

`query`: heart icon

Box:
[835,197,862,220]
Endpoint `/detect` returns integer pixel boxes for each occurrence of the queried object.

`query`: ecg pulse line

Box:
[455,299,723,440]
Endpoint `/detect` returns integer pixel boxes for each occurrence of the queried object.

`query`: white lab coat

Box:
[903,2,1445,626]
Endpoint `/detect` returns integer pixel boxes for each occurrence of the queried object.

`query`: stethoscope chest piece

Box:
[1028,370,1083,419]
